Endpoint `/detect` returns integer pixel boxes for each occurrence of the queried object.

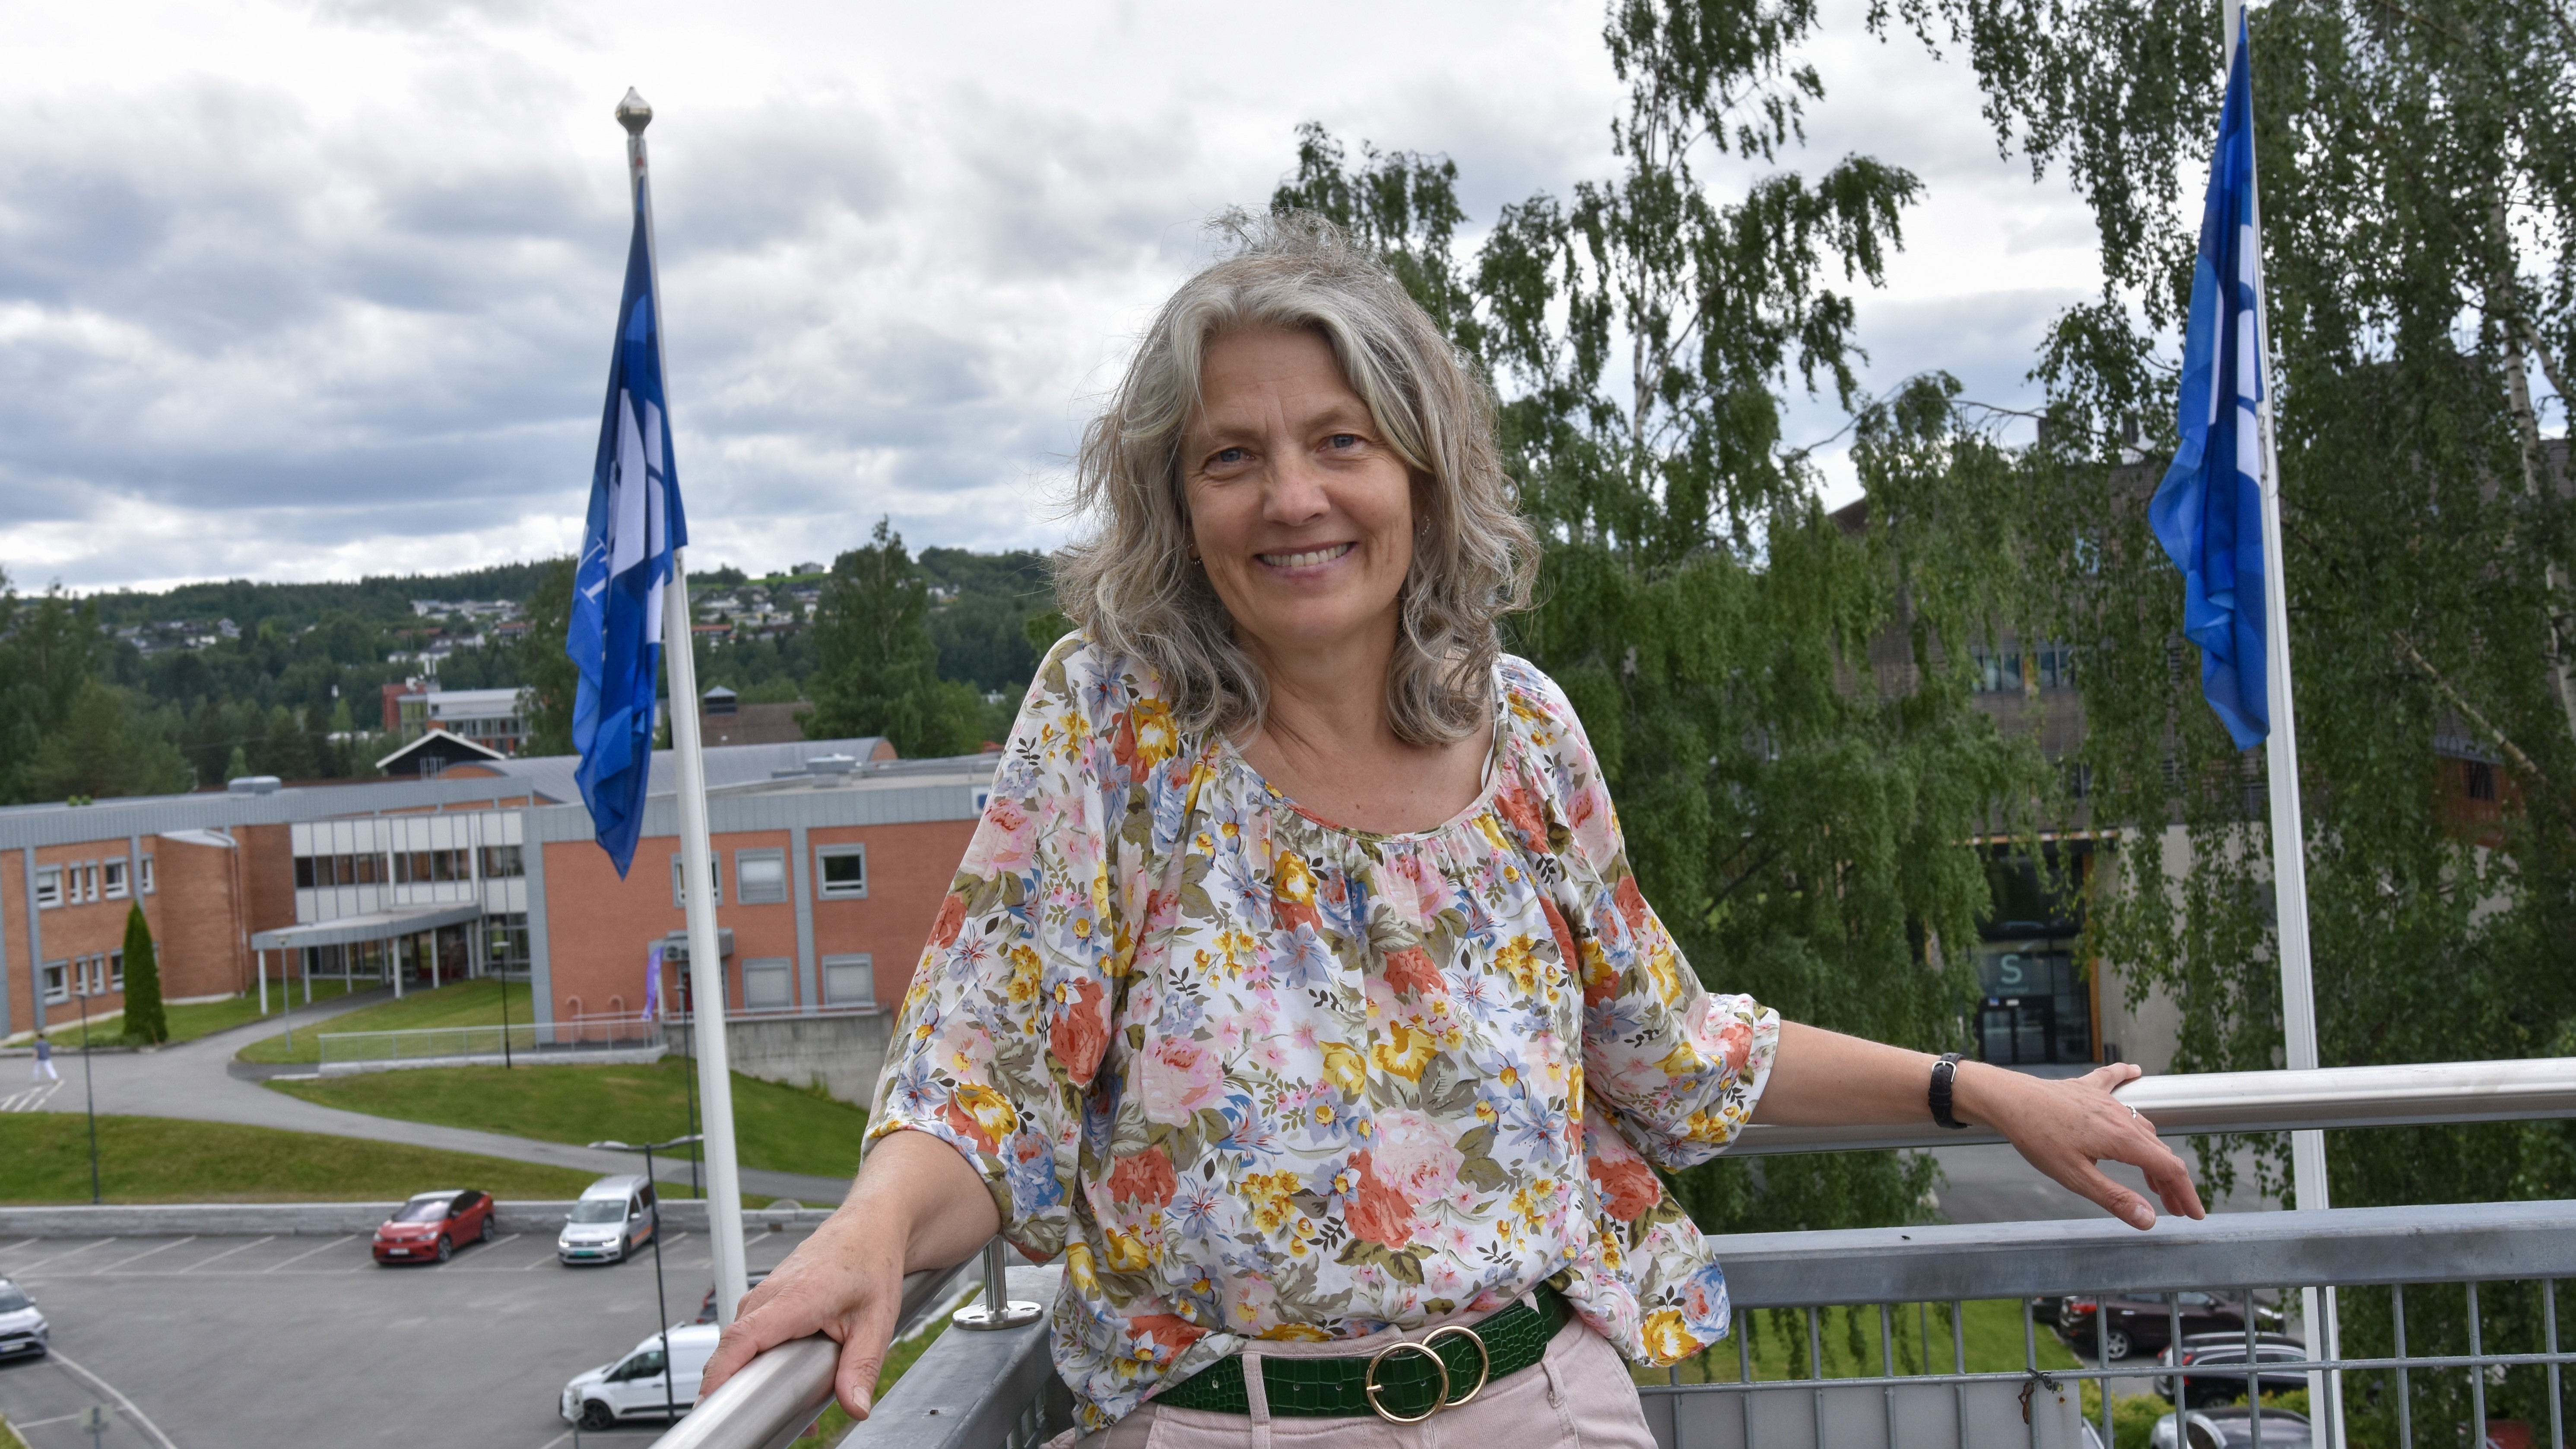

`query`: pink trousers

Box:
[1052,1310,1660,1449]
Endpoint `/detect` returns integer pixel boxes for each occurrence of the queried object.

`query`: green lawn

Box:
[39,979,367,1049]
[270,1057,869,1184]
[237,977,533,1063]
[0,1112,606,1204]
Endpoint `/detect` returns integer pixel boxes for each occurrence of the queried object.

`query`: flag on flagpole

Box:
[2150,16,2269,751]
[568,174,688,875]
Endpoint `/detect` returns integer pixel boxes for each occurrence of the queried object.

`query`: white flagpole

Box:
[2222,9,2344,1441]
[618,88,750,1327]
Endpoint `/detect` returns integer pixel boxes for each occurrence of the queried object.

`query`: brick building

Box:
[0,736,988,1059]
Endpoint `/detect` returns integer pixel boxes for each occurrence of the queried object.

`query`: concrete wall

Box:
[669,1010,895,1106]
[0,1199,834,1238]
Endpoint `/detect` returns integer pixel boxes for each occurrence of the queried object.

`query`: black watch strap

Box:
[1929,1052,1970,1130]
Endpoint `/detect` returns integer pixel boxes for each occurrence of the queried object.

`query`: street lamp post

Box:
[591,1134,701,1426]
[74,986,101,1204]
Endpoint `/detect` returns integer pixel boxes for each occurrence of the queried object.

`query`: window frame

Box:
[139,855,153,894]
[740,957,794,1010]
[814,843,868,900]
[40,962,67,1004]
[102,859,128,900]
[733,849,788,906]
[33,867,62,910]
[820,953,876,1007]
[671,853,721,909]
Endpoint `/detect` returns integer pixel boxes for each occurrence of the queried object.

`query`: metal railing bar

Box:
[1630,1346,2576,1396]
[2395,1281,2414,1449]
[1704,1199,2576,1307]
[2243,1284,2262,1446]
[650,1257,973,1449]
[1807,1306,1825,1449]
[2549,1278,2564,1449]
[1878,1301,1897,1449]
[1729,1055,2576,1156]
[1950,1300,1966,1449]
[2471,1280,2488,1446]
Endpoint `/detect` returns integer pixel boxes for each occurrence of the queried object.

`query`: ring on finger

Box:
[2127,1105,2143,1120]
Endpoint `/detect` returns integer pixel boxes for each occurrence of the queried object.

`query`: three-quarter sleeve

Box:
[1519,674,1780,1172]
[866,635,1133,1261]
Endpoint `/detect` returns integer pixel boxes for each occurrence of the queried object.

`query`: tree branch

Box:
[2389,629,2553,788]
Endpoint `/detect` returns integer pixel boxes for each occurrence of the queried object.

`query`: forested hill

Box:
[0,539,1058,805]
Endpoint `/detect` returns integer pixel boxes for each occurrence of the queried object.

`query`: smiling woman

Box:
[698,216,2206,1448]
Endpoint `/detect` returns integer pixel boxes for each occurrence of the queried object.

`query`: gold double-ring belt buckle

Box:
[1423,1324,1492,1407]
[1364,1340,1451,1424]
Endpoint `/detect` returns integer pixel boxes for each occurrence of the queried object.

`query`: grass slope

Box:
[237,978,534,1063]
[0,1113,603,1204]
[271,1057,869,1184]
[37,980,368,1049]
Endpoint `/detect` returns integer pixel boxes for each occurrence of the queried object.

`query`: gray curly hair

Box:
[1052,212,1539,748]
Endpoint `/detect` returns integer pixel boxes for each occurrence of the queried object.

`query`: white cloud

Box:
[0,0,2110,591]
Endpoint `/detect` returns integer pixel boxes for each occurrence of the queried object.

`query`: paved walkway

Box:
[12,997,852,1205]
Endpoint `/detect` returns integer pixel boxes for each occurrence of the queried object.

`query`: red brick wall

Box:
[153,836,251,1002]
[810,819,977,1005]
[540,817,976,1022]
[16,841,144,1027]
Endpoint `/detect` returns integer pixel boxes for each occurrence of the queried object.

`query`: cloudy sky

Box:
[0,0,2109,594]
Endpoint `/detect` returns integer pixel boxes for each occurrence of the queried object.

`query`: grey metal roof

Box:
[251,902,486,951]
[0,775,572,853]
[452,736,892,806]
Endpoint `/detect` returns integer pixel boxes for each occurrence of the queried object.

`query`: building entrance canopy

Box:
[250,902,485,952]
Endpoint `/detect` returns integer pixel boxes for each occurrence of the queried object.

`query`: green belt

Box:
[1153,1285,1573,1424]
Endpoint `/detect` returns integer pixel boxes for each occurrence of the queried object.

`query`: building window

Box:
[41,962,67,1004]
[139,855,154,894]
[815,845,867,900]
[109,951,124,991]
[397,849,470,884]
[672,855,721,909]
[33,867,62,910]
[742,958,793,1010]
[482,913,531,975]
[2467,760,2498,802]
[81,865,99,903]
[476,844,524,879]
[735,850,788,905]
[103,859,129,900]
[821,954,874,1006]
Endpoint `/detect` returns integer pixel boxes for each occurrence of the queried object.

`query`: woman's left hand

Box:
[1954,1060,2207,1230]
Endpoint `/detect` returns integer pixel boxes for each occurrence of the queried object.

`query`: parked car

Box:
[372,1188,495,1265]
[2150,1406,2313,1447]
[560,1323,722,1430]
[695,1269,771,1323]
[2157,1332,2315,1407]
[0,1279,48,1358]
[558,1173,657,1265]
[2044,1289,2278,1360]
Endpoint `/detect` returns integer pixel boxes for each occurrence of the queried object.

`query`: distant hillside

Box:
[81,561,568,633]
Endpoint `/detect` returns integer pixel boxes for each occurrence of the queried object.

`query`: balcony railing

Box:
[656,1056,2576,1449]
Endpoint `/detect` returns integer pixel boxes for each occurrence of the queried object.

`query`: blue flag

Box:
[2150,17,2270,751]
[568,175,688,875]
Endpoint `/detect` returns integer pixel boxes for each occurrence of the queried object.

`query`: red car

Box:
[373,1189,496,1265]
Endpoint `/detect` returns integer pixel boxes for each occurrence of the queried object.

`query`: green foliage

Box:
[1866,0,2576,1426]
[121,904,167,1045]
[919,547,1053,693]
[1277,0,2053,1235]
[517,557,578,757]
[804,519,987,757]
[27,680,191,799]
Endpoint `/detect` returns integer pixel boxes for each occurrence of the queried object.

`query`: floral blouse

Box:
[868,635,1780,1429]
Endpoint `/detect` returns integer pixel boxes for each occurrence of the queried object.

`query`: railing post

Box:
[952,1236,1042,1330]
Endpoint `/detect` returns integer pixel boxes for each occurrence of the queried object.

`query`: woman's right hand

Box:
[697,1130,1003,1419]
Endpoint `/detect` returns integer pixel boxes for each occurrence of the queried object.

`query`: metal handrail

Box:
[1731,1054,2576,1155]
[650,1258,972,1449]
[654,1056,2576,1448]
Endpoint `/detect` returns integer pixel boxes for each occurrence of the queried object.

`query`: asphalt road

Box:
[0,1223,819,1449]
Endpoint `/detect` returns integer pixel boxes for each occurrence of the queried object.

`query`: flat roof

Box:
[250,902,486,951]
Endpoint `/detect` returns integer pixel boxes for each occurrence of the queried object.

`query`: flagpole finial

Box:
[615,88,654,136]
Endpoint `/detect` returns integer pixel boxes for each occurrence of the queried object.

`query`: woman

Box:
[699,217,2203,1445]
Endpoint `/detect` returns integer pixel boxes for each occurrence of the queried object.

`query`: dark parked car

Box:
[2045,1290,2278,1360]
[2157,1332,2314,1407]
[373,1188,496,1265]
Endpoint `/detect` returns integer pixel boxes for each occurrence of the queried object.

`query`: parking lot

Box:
[0,1220,818,1448]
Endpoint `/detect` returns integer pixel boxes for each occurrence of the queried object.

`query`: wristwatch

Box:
[1929,1052,1970,1130]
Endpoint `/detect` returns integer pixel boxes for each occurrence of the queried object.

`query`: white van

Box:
[558,1173,657,1264]
[561,1323,720,1429]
